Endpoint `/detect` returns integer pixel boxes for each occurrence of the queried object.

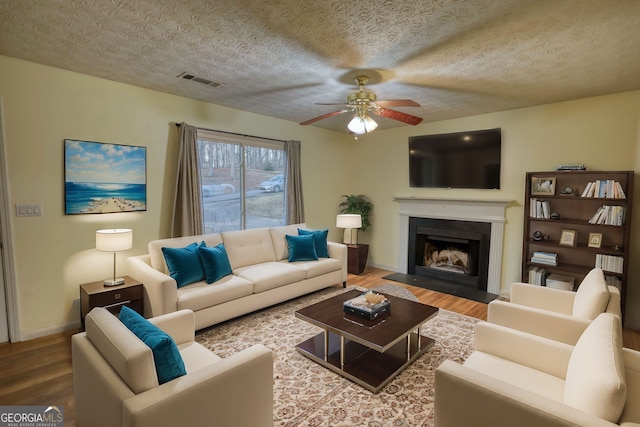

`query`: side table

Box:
[347,244,369,275]
[80,276,143,328]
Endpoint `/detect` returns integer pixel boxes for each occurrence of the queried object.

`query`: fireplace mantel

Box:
[394,196,513,295]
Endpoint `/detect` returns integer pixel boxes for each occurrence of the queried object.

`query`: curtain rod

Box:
[174,122,287,143]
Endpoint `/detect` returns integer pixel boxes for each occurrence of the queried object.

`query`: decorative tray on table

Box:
[343,292,391,320]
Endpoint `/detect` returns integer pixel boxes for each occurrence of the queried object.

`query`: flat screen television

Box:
[409,128,501,189]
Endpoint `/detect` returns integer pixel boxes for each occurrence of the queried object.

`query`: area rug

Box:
[196,286,479,426]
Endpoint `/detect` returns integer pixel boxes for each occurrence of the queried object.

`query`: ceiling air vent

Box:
[178,72,221,88]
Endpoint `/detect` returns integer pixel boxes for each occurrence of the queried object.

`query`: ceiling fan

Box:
[300,75,423,134]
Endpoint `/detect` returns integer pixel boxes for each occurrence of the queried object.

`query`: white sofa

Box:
[435,313,640,427]
[72,307,273,427]
[127,223,347,330]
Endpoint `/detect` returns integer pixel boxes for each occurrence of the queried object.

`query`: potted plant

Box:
[338,194,373,275]
[338,194,373,232]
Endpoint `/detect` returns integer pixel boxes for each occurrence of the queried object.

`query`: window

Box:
[196,129,286,232]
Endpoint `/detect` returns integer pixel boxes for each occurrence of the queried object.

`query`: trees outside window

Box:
[196,132,286,232]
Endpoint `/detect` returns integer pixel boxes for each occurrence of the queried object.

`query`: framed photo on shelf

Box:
[559,229,577,247]
[588,233,603,248]
[531,176,556,196]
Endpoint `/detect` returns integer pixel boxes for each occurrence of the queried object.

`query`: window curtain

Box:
[285,140,304,224]
[171,123,203,237]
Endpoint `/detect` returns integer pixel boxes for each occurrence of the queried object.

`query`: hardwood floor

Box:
[1,266,638,426]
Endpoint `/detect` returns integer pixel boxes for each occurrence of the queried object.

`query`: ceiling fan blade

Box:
[375,99,421,107]
[299,110,346,125]
[315,102,349,106]
[374,108,423,125]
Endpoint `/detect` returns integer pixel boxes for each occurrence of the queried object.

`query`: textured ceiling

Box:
[1,0,640,133]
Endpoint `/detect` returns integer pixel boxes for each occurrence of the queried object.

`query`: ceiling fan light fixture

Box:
[347,115,365,134]
[363,115,378,132]
[347,114,378,134]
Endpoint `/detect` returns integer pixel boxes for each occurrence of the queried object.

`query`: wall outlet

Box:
[73,298,80,310]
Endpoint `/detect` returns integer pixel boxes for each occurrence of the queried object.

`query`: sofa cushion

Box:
[198,243,233,284]
[235,262,306,293]
[564,313,626,422]
[222,228,277,269]
[286,234,318,262]
[572,268,609,319]
[298,228,329,258]
[177,275,254,312]
[85,307,159,394]
[161,242,205,288]
[119,306,187,385]
[269,223,305,261]
[149,234,223,274]
[287,257,342,279]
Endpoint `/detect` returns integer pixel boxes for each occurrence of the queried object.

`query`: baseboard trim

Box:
[18,320,81,342]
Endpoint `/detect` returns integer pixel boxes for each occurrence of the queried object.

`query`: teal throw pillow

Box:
[119,306,186,385]
[161,242,204,288]
[298,228,329,258]
[198,243,233,284]
[286,234,318,262]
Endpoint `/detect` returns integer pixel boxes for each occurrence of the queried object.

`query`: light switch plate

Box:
[16,203,42,217]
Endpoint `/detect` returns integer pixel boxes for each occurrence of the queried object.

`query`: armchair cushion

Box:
[119,306,186,384]
[572,268,609,319]
[564,313,626,422]
[84,307,158,394]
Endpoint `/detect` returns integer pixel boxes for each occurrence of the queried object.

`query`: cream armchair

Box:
[72,307,273,427]
[488,268,621,344]
[435,313,640,427]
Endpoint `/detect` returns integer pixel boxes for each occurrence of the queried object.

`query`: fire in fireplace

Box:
[424,238,471,275]
[408,217,490,291]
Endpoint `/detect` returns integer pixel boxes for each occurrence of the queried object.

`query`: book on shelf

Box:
[528,266,546,286]
[588,205,625,225]
[529,198,551,219]
[546,274,575,291]
[605,275,622,292]
[580,180,626,199]
[531,251,558,266]
[595,254,624,274]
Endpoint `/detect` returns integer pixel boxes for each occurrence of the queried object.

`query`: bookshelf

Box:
[522,170,634,315]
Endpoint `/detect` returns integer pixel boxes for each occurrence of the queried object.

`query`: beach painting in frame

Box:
[64,139,147,214]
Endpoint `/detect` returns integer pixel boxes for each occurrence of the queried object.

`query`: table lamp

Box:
[336,214,362,245]
[96,228,133,286]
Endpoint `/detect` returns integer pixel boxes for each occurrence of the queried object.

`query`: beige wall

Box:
[1,54,640,338]
[0,55,351,339]
[351,91,640,328]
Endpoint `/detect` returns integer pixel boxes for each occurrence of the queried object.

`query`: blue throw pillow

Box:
[286,234,318,262]
[119,306,186,385]
[198,243,233,284]
[298,228,329,258]
[161,242,204,288]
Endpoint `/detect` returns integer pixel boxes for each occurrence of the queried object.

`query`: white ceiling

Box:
[1,0,639,133]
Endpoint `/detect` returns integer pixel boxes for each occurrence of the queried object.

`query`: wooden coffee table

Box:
[295,288,439,393]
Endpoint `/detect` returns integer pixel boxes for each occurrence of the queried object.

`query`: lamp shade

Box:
[96,229,133,252]
[336,214,362,229]
[347,115,378,134]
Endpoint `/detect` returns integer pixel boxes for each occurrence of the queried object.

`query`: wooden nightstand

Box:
[80,276,143,327]
[347,244,369,275]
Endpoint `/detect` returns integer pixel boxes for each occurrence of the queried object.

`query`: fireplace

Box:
[394,197,512,296]
[408,217,491,291]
